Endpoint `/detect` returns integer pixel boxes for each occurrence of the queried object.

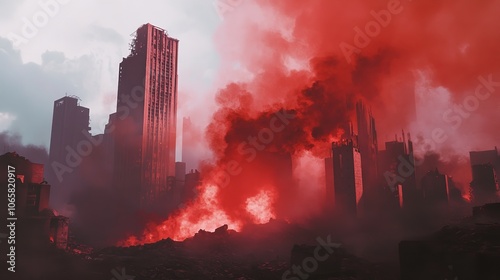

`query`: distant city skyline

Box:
[0,0,499,166]
[0,0,223,163]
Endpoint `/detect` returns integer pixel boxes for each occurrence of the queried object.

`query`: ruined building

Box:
[47,95,91,209]
[0,152,69,250]
[378,132,418,210]
[113,23,179,212]
[330,138,364,217]
[420,168,451,206]
[470,163,499,206]
[356,101,378,192]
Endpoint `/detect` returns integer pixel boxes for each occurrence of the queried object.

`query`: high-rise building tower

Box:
[48,96,90,209]
[49,96,91,175]
[378,132,418,209]
[113,23,179,210]
[356,101,378,191]
[332,138,364,217]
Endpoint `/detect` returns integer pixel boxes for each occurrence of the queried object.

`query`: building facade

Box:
[48,96,90,180]
[113,23,179,210]
[332,138,364,217]
[421,169,450,205]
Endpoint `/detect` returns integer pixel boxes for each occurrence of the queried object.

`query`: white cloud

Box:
[0,112,17,132]
[0,0,221,157]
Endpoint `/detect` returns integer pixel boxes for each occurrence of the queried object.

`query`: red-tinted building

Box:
[113,23,179,211]
[378,133,418,210]
[421,168,450,205]
[470,147,500,182]
[0,152,69,250]
[470,164,499,206]
[332,138,364,217]
[356,101,378,191]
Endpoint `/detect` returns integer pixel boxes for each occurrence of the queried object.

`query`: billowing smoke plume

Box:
[0,132,48,165]
[123,0,500,245]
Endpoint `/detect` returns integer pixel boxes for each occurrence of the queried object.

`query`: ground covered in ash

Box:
[6,213,499,280]
[400,220,500,279]
[3,219,400,280]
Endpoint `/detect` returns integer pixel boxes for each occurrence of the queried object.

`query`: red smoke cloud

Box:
[121,0,500,245]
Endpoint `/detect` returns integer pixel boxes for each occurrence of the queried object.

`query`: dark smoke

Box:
[0,131,48,166]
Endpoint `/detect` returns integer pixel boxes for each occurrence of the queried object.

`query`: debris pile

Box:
[399,203,500,280]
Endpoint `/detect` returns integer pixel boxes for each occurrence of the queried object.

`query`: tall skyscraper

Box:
[332,138,364,217]
[48,96,90,209]
[378,132,418,210]
[324,156,334,212]
[49,96,91,173]
[356,101,378,191]
[113,23,179,210]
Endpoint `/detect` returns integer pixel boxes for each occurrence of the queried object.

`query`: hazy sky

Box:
[1,0,499,164]
[0,0,227,159]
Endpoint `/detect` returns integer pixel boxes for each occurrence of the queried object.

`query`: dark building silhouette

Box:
[0,152,69,250]
[470,147,500,181]
[470,163,499,206]
[324,157,334,213]
[378,132,418,210]
[168,161,186,210]
[95,112,117,184]
[184,168,201,203]
[331,138,364,217]
[421,168,450,205]
[175,162,186,186]
[356,101,378,191]
[47,96,90,209]
[49,96,91,168]
[1,152,49,216]
[113,23,179,211]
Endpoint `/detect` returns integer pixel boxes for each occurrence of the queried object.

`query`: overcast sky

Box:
[0,0,226,159]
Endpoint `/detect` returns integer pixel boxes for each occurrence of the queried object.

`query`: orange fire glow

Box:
[245,189,276,224]
[120,184,245,246]
[119,183,279,247]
